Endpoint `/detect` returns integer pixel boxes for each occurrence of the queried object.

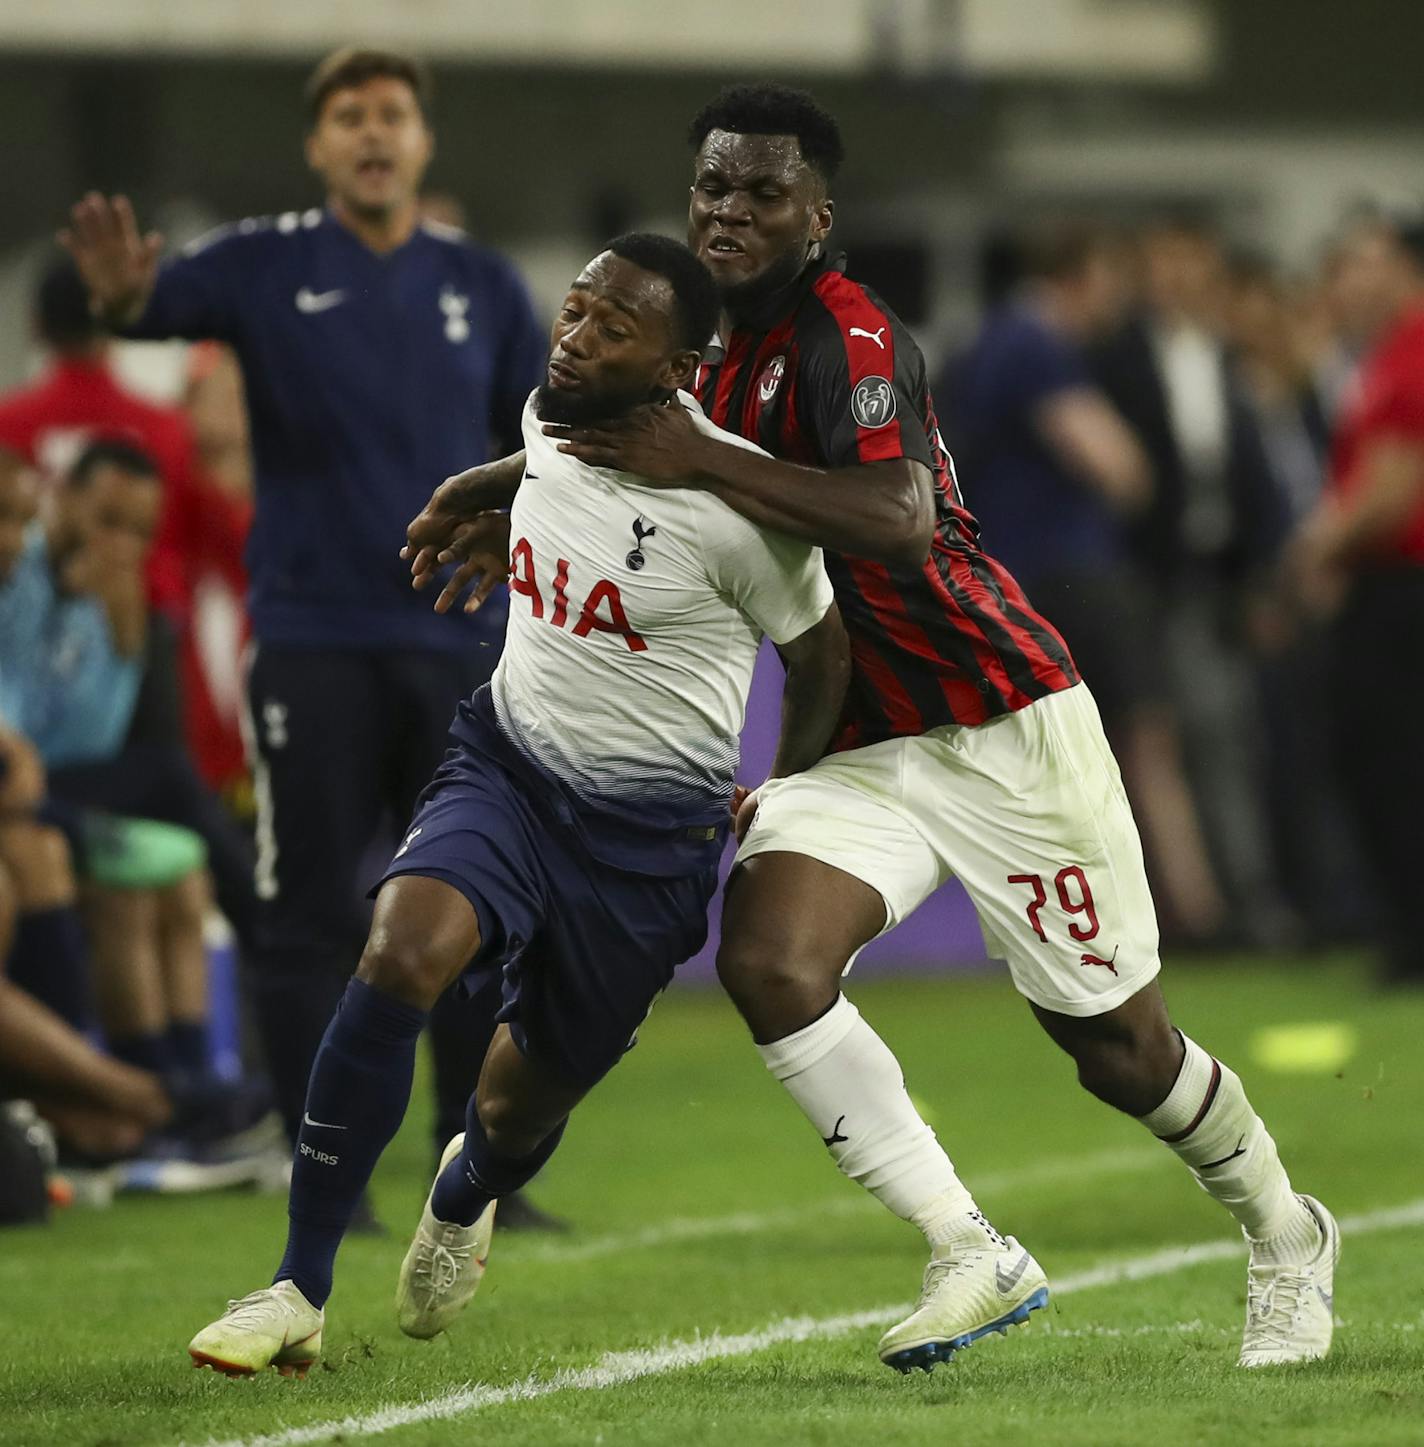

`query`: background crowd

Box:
[1,37,1421,1227]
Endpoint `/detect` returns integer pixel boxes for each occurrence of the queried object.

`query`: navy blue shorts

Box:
[376,740,718,1086]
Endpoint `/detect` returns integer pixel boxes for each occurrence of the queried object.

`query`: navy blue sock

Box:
[167,1020,210,1075]
[274,977,427,1308]
[109,1030,175,1075]
[430,1090,568,1227]
[6,906,94,1030]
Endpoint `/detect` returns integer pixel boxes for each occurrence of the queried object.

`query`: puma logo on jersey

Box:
[394,826,422,858]
[626,516,657,572]
[1079,945,1119,975]
[849,325,887,349]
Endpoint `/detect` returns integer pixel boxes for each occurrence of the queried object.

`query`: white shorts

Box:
[735,683,1161,1017]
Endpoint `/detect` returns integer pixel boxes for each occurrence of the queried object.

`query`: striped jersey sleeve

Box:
[796,270,934,470]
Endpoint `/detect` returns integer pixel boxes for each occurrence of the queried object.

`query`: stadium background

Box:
[3,7,1423,1443]
[3,0,1418,973]
[2,2,1420,371]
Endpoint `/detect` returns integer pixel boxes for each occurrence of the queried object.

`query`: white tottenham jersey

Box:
[491,391,834,826]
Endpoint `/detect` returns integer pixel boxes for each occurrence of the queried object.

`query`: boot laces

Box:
[917,1246,991,1307]
[223,1288,298,1329]
[1245,1266,1312,1349]
[416,1240,472,1294]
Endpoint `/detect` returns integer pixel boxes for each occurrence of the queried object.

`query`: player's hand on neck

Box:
[543,399,709,485]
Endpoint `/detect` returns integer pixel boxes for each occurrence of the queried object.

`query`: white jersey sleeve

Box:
[683,403,834,646]
[703,515,834,646]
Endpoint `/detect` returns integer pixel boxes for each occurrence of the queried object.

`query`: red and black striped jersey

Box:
[694,251,1080,748]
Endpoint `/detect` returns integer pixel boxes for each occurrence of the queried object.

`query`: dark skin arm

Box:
[543,403,936,569]
[402,451,526,607]
[734,602,850,842]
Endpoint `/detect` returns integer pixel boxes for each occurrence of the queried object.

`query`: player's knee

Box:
[716,935,838,1035]
[161,869,210,928]
[357,926,454,1009]
[1067,1016,1180,1114]
[0,822,76,908]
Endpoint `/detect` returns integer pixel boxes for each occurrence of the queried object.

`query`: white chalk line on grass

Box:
[197,1196,1424,1447]
[1040,1316,1424,1341]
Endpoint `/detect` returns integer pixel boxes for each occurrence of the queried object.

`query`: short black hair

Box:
[68,439,160,490]
[688,83,844,184]
[37,257,101,353]
[304,47,433,125]
[604,233,719,352]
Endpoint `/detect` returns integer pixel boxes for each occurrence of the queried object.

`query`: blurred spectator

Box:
[1093,216,1293,946]
[0,259,254,803]
[1225,253,1372,939]
[1288,214,1424,985]
[0,966,173,1163]
[31,442,259,959]
[0,464,209,1160]
[183,342,252,502]
[174,343,253,798]
[0,443,258,1098]
[0,721,98,1040]
[0,440,151,766]
[949,221,1225,940]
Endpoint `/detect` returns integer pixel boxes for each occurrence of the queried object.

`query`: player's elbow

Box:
[879,495,935,569]
[875,464,936,569]
[895,514,936,568]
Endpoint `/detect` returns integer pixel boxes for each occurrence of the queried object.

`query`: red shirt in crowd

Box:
[0,354,252,785]
[1328,304,1424,566]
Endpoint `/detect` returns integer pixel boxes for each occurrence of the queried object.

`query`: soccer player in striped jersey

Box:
[409,84,1339,1373]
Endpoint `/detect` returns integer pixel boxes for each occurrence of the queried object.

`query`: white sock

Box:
[1140,1034,1314,1252]
[757,995,993,1249]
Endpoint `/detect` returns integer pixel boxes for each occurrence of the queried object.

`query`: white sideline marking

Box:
[503,1146,1164,1265]
[198,1197,1424,1447]
[1042,1316,1424,1340]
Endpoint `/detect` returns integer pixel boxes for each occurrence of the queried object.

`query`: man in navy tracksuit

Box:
[63,49,555,1222]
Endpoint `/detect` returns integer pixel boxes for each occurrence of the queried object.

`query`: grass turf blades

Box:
[2,954,1421,1446]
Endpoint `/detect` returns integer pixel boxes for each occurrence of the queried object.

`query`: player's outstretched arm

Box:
[770,602,850,778]
[545,406,934,567]
[403,451,526,598]
[736,602,849,843]
[58,193,162,329]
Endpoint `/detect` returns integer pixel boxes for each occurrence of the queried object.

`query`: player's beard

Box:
[716,241,815,323]
[534,381,662,427]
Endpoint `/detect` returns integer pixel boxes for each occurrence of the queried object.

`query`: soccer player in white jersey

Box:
[186,234,847,1377]
[406,87,1339,1375]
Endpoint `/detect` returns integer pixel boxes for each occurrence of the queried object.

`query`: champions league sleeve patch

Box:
[851,375,897,429]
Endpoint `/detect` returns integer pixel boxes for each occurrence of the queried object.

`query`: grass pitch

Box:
[2,954,1421,1446]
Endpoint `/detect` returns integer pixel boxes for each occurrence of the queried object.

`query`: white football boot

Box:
[188,1279,323,1377]
[1239,1194,1340,1367]
[878,1234,1049,1373]
[396,1132,497,1339]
